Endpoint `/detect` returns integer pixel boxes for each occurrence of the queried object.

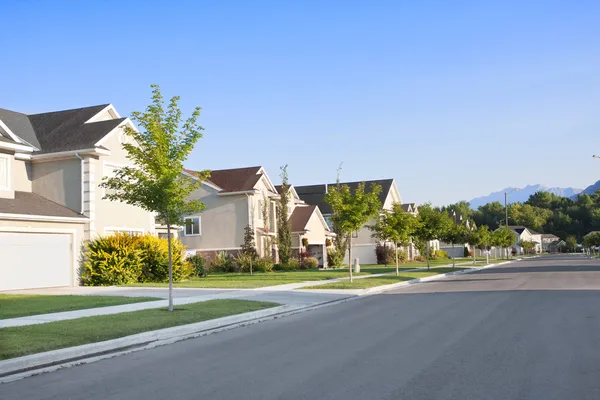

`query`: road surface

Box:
[3,255,600,399]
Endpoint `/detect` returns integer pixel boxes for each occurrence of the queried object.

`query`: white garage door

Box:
[0,232,72,291]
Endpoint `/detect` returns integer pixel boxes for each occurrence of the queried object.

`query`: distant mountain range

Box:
[468,185,583,209]
[570,180,600,199]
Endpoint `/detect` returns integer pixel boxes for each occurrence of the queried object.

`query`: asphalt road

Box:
[3,255,600,400]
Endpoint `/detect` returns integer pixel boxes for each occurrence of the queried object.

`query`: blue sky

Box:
[1,0,599,205]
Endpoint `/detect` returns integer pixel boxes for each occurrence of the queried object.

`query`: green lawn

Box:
[304,268,466,289]
[0,299,277,360]
[0,295,160,320]
[126,270,372,289]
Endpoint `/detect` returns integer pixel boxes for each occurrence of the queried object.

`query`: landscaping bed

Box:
[303,268,467,289]
[0,299,277,360]
[0,294,160,319]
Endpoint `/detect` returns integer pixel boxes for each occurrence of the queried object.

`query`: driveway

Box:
[3,255,600,400]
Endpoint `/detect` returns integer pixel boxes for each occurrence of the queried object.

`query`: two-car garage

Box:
[0,231,75,291]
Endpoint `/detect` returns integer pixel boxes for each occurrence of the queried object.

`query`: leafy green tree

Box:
[369,203,417,275]
[325,181,382,282]
[520,239,537,255]
[413,204,453,270]
[565,236,578,252]
[509,203,553,231]
[493,227,516,259]
[441,220,469,268]
[277,165,292,265]
[441,201,473,222]
[101,84,207,311]
[473,201,505,230]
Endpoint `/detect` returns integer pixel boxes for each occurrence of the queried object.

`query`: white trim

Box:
[0,213,88,223]
[183,216,201,236]
[94,118,138,147]
[181,170,223,191]
[14,153,32,160]
[85,104,122,123]
[31,148,111,161]
[256,167,278,193]
[0,153,11,191]
[313,206,332,232]
[0,118,23,143]
[0,140,34,152]
[0,226,79,287]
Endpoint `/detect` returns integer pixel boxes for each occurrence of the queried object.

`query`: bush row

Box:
[81,233,193,286]
[188,251,321,276]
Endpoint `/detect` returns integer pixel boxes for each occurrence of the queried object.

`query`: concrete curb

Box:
[0,259,516,382]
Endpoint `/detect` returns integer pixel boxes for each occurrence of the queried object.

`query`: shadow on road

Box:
[474,264,600,274]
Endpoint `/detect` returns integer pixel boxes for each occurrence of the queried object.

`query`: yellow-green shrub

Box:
[81,233,143,286]
[137,234,192,283]
[81,233,192,286]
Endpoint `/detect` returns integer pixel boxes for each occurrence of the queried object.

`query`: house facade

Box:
[276,185,333,268]
[0,104,157,291]
[294,179,402,265]
[508,225,542,254]
[541,233,560,252]
[180,166,280,259]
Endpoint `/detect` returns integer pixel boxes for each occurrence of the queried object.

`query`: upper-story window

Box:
[0,154,9,190]
[184,217,201,236]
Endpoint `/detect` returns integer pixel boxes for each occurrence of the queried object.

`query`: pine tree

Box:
[241,225,258,259]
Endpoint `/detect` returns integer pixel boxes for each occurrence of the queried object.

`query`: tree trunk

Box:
[348,234,353,283]
[395,242,399,276]
[473,246,476,265]
[426,241,431,271]
[486,248,489,265]
[167,222,174,312]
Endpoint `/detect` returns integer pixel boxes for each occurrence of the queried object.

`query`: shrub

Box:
[430,249,449,260]
[301,257,319,270]
[137,234,191,283]
[274,259,300,271]
[326,238,332,247]
[396,250,408,264]
[299,251,313,260]
[302,238,309,248]
[236,252,256,273]
[463,247,470,258]
[375,244,395,265]
[254,257,274,273]
[188,253,208,277]
[211,251,239,273]
[327,248,344,267]
[81,233,143,286]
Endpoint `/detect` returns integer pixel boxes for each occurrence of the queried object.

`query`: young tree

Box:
[520,239,537,255]
[240,225,258,274]
[101,84,208,311]
[566,236,578,253]
[368,203,417,275]
[325,181,382,282]
[277,165,292,265]
[413,204,453,270]
[493,226,516,259]
[441,221,469,268]
[466,227,481,265]
[477,225,492,264]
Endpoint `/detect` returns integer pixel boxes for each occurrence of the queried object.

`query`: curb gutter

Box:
[0,259,517,382]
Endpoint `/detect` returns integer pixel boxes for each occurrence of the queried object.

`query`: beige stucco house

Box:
[180,166,280,259]
[294,179,402,265]
[275,184,334,267]
[0,104,157,291]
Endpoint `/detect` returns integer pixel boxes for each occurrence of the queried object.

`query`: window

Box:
[0,154,9,190]
[185,217,201,236]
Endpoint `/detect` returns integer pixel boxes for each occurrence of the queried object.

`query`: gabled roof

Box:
[184,166,265,193]
[401,203,416,213]
[508,225,527,235]
[295,179,394,215]
[0,191,87,219]
[0,104,124,154]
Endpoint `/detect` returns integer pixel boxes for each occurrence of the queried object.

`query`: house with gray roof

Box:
[294,179,402,265]
[0,104,158,291]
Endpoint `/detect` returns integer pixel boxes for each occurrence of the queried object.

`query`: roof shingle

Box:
[0,191,87,220]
